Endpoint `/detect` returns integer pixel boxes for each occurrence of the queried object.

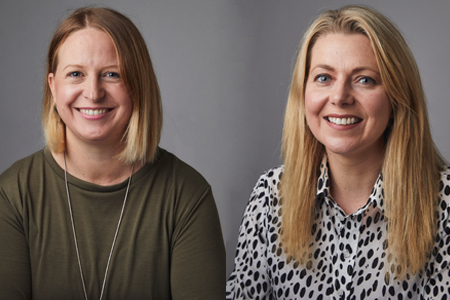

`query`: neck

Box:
[327,148,384,215]
[52,139,142,186]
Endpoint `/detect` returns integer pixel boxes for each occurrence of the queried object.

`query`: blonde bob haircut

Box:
[281,5,445,277]
[42,7,162,164]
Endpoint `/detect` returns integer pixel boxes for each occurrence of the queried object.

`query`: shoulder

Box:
[149,149,220,231]
[253,166,284,189]
[438,166,450,209]
[245,166,284,219]
[437,166,450,236]
[0,149,46,189]
[0,149,48,215]
[154,148,211,190]
[439,166,450,197]
[144,148,214,216]
[251,166,283,198]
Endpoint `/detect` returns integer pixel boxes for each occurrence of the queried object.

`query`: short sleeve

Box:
[170,186,226,300]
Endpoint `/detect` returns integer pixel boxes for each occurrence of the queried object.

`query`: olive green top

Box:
[0,148,225,300]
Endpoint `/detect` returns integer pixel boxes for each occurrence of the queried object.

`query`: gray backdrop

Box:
[1,0,449,278]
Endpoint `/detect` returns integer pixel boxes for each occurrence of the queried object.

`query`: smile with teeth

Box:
[78,108,111,116]
[327,117,361,125]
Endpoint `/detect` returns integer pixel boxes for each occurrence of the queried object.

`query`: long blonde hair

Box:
[281,5,445,277]
[42,7,162,164]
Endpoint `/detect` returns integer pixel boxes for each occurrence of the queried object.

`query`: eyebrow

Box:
[62,64,83,71]
[312,64,335,72]
[311,64,380,74]
[62,64,119,71]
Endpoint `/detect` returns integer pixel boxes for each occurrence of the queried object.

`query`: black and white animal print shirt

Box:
[227,159,450,300]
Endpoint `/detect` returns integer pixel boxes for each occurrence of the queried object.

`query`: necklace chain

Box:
[63,153,134,300]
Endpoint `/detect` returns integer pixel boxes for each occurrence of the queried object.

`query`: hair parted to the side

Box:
[281,5,445,278]
[42,6,162,164]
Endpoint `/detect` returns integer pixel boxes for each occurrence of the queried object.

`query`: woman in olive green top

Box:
[0,7,225,300]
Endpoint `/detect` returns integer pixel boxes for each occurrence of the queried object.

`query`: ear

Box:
[48,73,56,104]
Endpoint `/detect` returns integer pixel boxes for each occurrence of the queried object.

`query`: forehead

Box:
[56,28,118,68]
[309,33,378,69]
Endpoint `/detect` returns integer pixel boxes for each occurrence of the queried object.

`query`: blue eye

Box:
[68,71,82,77]
[359,76,376,84]
[315,74,330,82]
[105,72,120,78]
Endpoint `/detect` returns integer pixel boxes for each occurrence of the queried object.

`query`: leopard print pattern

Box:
[227,160,450,299]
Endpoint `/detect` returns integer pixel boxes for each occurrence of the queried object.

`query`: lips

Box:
[326,116,362,125]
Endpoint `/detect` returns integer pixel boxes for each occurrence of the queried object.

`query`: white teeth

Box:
[79,109,108,116]
[328,117,358,125]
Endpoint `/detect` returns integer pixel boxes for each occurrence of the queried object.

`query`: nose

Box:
[83,76,105,102]
[330,80,354,106]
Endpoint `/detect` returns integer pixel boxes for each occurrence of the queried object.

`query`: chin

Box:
[325,148,355,156]
[322,141,359,157]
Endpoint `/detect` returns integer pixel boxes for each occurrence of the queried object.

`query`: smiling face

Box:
[48,28,133,148]
[304,33,392,160]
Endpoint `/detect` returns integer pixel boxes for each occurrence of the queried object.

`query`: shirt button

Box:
[344,250,350,258]
[337,290,344,298]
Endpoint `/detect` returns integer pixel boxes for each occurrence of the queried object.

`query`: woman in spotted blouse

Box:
[227,5,449,300]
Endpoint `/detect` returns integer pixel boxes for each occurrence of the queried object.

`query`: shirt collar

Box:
[315,155,386,216]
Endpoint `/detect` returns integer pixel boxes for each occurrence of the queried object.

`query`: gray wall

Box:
[1,0,449,278]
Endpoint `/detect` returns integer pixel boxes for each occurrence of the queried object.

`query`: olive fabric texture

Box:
[0,148,225,300]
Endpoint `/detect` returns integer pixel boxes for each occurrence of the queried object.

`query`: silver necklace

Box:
[63,153,134,300]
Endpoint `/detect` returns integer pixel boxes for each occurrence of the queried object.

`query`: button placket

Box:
[336,215,361,300]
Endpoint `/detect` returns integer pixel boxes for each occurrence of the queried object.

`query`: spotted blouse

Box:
[226,159,450,300]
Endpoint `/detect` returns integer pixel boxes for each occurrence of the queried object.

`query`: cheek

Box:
[53,83,79,105]
[304,92,323,125]
[304,100,313,126]
[370,94,392,123]
[115,87,133,111]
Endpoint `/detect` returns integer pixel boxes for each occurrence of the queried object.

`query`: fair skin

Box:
[304,33,392,214]
[48,28,140,185]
